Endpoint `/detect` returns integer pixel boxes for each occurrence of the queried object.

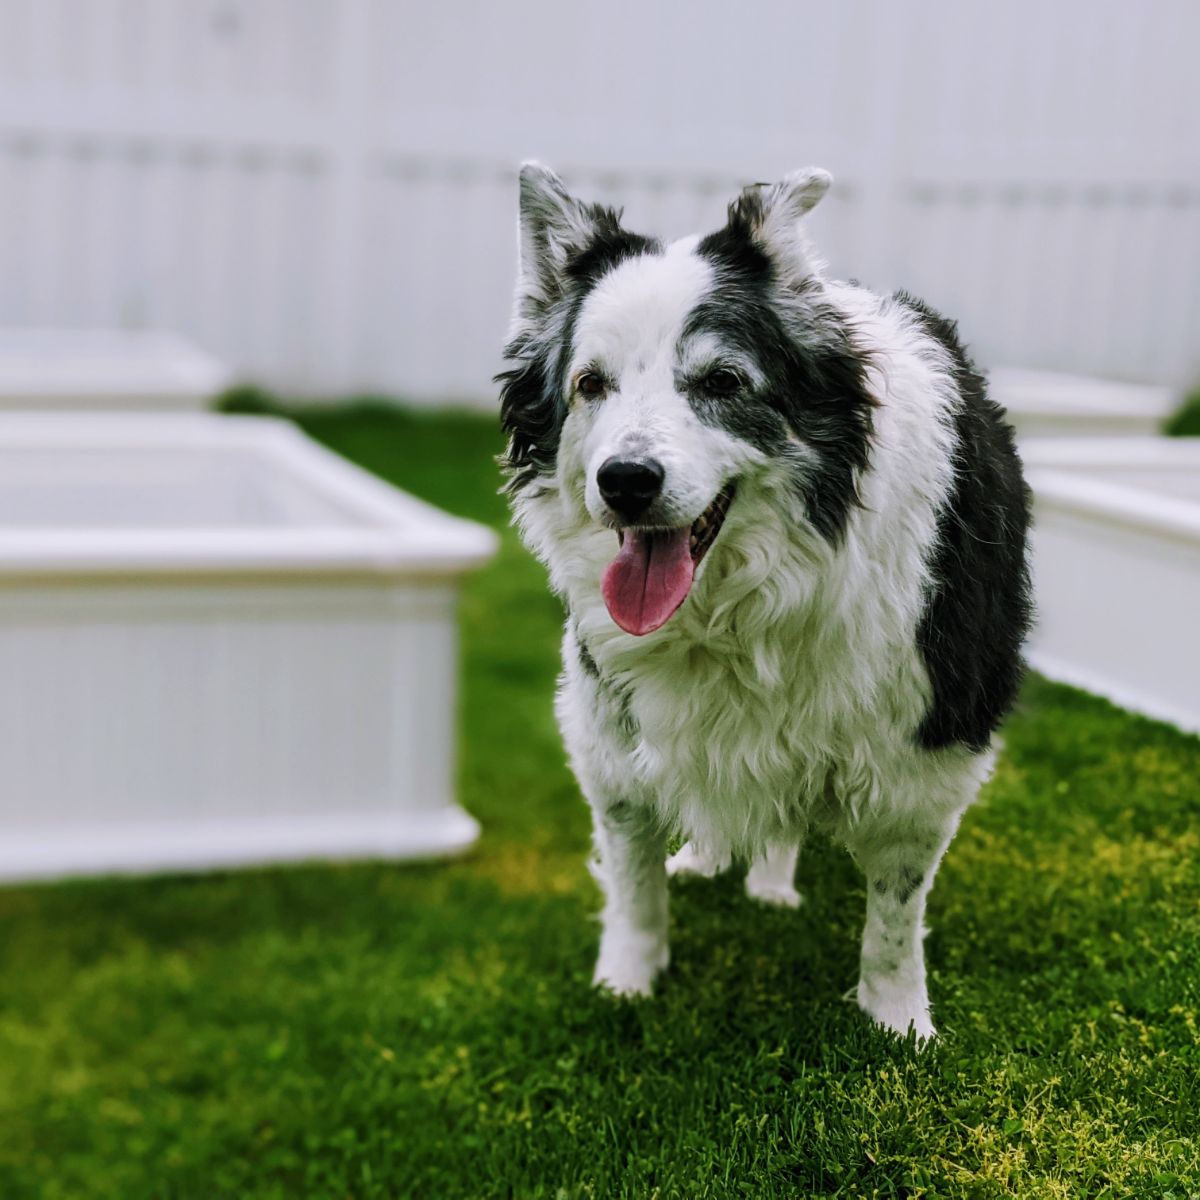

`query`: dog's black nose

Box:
[597,457,664,522]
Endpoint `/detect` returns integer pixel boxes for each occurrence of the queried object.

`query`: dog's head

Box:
[499,164,874,637]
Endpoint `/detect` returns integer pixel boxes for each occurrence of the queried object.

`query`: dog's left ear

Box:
[511,162,601,332]
[733,167,832,285]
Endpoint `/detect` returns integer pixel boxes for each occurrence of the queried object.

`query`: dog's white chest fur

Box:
[561,529,945,858]
[568,612,908,854]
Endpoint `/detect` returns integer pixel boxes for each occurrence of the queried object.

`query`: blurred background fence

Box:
[1,0,1197,405]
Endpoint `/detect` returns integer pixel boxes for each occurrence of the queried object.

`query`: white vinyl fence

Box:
[1,0,1197,406]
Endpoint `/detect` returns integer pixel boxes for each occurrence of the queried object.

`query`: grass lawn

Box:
[1166,387,1200,437]
[2,402,1199,1199]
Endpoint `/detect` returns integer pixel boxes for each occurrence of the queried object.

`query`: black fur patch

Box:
[498,209,659,492]
[572,619,638,741]
[589,665,638,745]
[897,866,925,905]
[577,635,600,680]
[896,292,1033,752]
[873,865,924,904]
[690,200,876,544]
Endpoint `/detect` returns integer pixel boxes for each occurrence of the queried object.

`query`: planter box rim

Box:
[990,368,1175,419]
[0,413,499,580]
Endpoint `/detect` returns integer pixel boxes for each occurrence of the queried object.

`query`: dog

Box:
[497,163,1031,1039]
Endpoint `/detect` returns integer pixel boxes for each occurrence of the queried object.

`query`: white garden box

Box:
[0,414,497,882]
[992,369,1176,439]
[0,328,231,411]
[1023,437,1200,734]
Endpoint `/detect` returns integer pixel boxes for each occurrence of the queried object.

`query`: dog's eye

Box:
[702,368,743,396]
[576,371,606,399]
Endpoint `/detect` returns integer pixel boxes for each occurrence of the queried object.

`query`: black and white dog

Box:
[498,164,1031,1039]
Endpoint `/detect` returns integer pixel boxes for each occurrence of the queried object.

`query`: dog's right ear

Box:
[512,162,597,329]
[730,167,833,287]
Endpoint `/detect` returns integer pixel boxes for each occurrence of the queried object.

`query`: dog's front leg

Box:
[590,797,669,997]
[845,808,964,1041]
[558,625,667,996]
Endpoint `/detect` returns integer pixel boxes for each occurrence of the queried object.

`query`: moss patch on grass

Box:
[1,402,1198,1199]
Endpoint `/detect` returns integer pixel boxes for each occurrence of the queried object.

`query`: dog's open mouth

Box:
[601,484,735,637]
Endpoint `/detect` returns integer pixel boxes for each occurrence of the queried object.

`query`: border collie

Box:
[498,163,1031,1039]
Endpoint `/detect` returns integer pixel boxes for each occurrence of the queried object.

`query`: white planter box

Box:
[0,414,497,882]
[0,329,232,411]
[992,369,1176,439]
[1023,437,1200,734]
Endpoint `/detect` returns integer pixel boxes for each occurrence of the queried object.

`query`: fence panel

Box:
[0,0,1196,404]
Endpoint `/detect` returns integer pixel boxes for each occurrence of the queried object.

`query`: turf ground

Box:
[1,403,1197,1199]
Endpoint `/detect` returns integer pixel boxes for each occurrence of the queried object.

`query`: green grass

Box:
[2,401,1199,1199]
[1165,386,1200,436]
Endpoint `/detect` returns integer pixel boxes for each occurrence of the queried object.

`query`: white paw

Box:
[593,931,668,998]
[857,976,936,1043]
[666,841,730,879]
[744,876,804,909]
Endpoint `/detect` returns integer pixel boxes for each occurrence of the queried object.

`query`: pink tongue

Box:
[601,527,695,636]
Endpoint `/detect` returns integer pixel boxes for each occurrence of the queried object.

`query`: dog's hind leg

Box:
[744,840,803,909]
[666,840,730,879]
[590,798,670,997]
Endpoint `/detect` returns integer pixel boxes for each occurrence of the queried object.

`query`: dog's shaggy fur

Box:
[498,164,1031,1039]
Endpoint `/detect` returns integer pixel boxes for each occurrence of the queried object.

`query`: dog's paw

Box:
[666,841,730,879]
[744,876,804,909]
[593,931,668,998]
[856,977,936,1044]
